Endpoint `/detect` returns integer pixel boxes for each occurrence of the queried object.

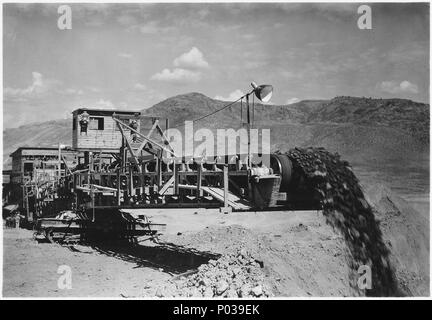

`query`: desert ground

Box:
[3,209,351,297]
[2,181,429,297]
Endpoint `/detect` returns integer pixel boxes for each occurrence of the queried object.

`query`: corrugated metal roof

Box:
[72,108,141,116]
[10,147,75,158]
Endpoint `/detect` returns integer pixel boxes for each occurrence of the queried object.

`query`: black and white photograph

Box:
[0,1,430,300]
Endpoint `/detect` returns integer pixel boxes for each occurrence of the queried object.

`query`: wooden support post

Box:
[129,166,135,197]
[22,184,25,214]
[223,165,228,208]
[117,122,141,172]
[121,137,127,174]
[247,171,253,207]
[197,163,203,197]
[24,186,29,223]
[58,143,62,184]
[173,162,179,195]
[89,152,94,172]
[157,155,162,190]
[116,170,121,206]
[84,151,90,167]
[220,165,232,214]
[141,163,145,196]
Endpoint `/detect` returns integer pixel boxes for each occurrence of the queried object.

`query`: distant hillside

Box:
[142,92,328,128]
[3,93,429,172]
[144,94,429,142]
[3,119,72,168]
[306,96,429,143]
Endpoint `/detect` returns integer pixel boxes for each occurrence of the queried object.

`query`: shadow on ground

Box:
[87,241,220,275]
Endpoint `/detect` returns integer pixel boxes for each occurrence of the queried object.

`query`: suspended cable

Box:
[171,96,244,128]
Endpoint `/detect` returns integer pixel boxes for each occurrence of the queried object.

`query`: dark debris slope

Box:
[283,147,401,296]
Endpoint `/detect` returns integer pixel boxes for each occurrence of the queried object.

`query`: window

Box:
[23,162,34,172]
[89,117,104,130]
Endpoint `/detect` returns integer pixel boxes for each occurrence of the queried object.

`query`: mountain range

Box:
[3,94,429,185]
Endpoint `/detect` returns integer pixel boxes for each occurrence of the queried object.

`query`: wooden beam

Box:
[159,175,175,195]
[173,163,179,195]
[116,169,121,205]
[134,119,159,156]
[80,184,118,192]
[61,155,72,175]
[178,184,250,210]
[223,165,228,209]
[134,119,159,155]
[155,123,175,154]
[113,117,176,156]
[157,156,162,189]
[116,120,142,172]
[197,164,203,197]
[129,166,135,197]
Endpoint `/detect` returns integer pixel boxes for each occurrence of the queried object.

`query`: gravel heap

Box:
[155,248,272,298]
[282,147,400,296]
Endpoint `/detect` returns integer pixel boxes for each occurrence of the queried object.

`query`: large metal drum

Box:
[270,153,298,192]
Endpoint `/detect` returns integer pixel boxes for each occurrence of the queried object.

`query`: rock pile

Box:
[156,249,272,298]
[283,147,400,296]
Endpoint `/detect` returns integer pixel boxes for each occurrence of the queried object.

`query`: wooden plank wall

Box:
[73,115,137,150]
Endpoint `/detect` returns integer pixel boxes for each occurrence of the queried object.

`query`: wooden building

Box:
[10,147,76,185]
[7,147,77,220]
[72,108,141,151]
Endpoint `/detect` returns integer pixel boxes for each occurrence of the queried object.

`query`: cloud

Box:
[386,42,428,65]
[379,80,419,94]
[151,47,209,84]
[151,68,201,83]
[129,83,167,107]
[134,83,147,90]
[87,86,101,93]
[139,22,160,34]
[93,99,115,109]
[286,97,300,104]
[63,88,84,95]
[399,80,419,93]
[4,72,88,104]
[4,72,59,102]
[173,47,209,69]
[84,19,105,27]
[117,14,138,26]
[214,89,245,101]
[118,52,133,59]
[133,22,174,35]
[242,33,255,40]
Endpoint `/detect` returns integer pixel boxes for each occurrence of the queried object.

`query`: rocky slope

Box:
[363,184,429,296]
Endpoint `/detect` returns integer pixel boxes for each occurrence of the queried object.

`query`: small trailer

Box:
[33,209,166,244]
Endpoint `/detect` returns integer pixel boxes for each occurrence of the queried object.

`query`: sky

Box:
[2,2,430,128]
